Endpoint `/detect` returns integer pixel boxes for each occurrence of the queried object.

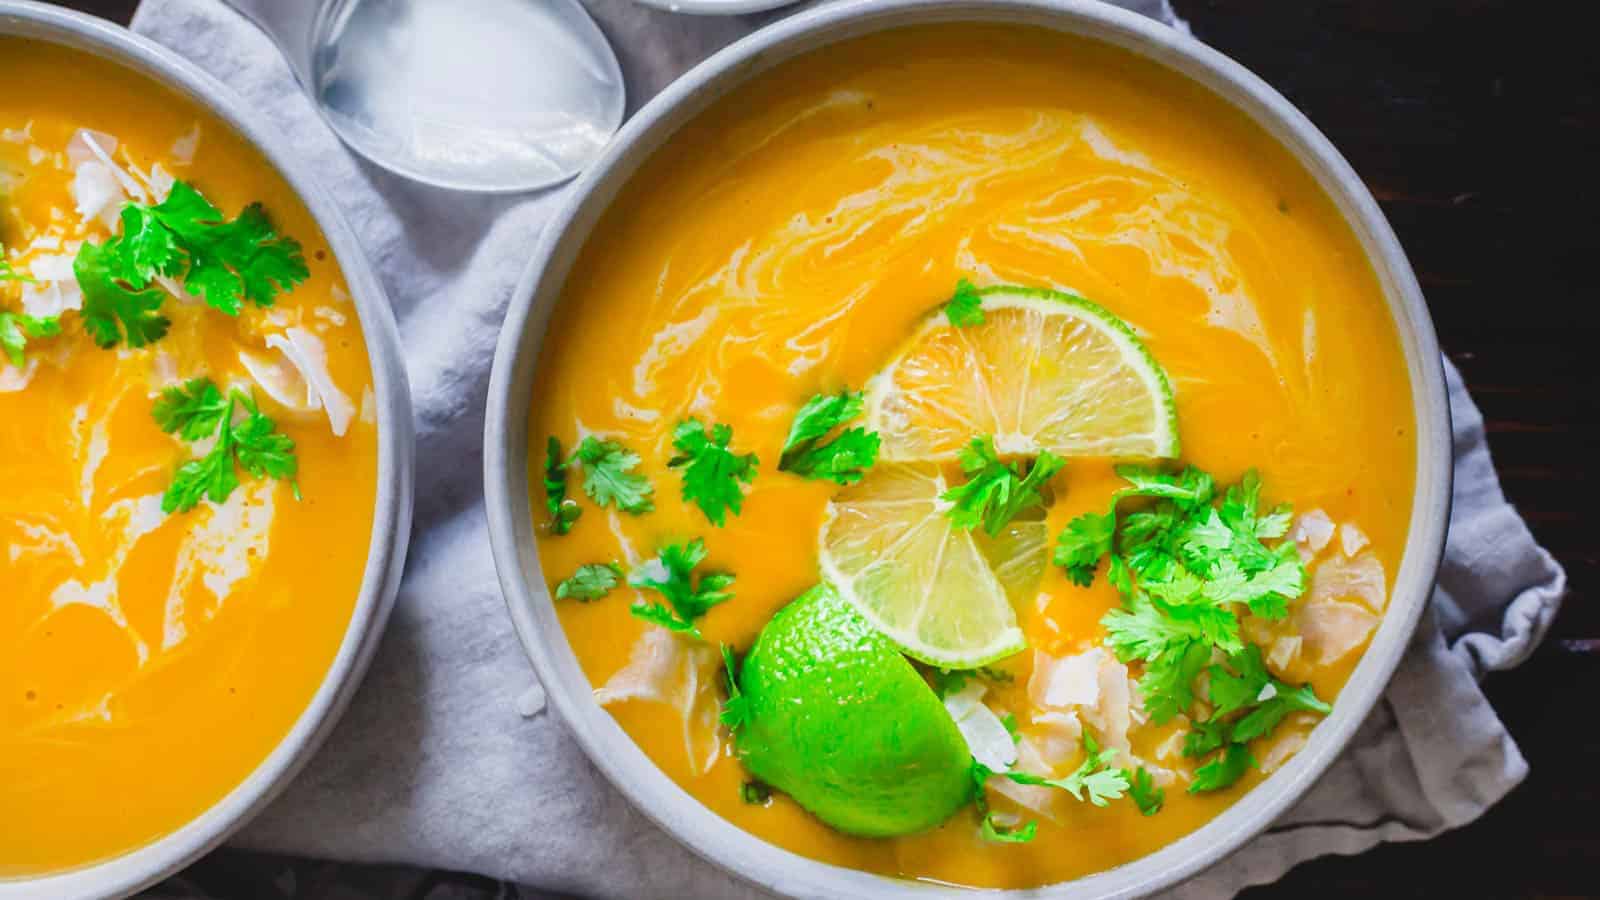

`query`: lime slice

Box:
[865,286,1180,462]
[734,584,974,837]
[818,462,1047,669]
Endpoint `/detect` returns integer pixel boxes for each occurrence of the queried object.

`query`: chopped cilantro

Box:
[740,780,772,805]
[778,389,880,484]
[668,418,758,527]
[554,562,622,602]
[942,436,1063,536]
[76,238,170,348]
[542,436,581,535]
[1189,742,1256,794]
[1053,509,1115,586]
[928,665,1013,699]
[1060,463,1329,796]
[0,311,60,368]
[719,643,747,730]
[0,249,33,283]
[574,436,654,514]
[945,278,985,327]
[1000,712,1021,744]
[627,538,734,639]
[1127,766,1165,816]
[154,378,298,513]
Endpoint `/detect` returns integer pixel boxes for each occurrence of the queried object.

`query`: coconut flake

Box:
[1029,647,1103,709]
[944,682,1017,772]
[20,253,83,317]
[0,358,39,392]
[595,628,723,775]
[987,737,1060,818]
[1293,509,1335,555]
[71,161,126,230]
[1259,719,1312,775]
[170,123,201,166]
[1267,634,1302,673]
[1338,522,1370,558]
[255,328,355,436]
[1309,550,1387,613]
[1297,599,1380,665]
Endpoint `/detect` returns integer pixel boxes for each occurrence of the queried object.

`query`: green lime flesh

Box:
[733,584,975,838]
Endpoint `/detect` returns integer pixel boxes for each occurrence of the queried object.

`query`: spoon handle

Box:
[218,0,323,86]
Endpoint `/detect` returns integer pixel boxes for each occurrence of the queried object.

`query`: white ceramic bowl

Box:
[0,3,414,898]
[485,1,1452,897]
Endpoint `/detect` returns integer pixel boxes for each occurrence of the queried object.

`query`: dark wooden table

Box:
[45,0,1598,897]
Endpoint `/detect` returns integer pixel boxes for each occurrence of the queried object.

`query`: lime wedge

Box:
[818,462,1047,669]
[734,584,975,837]
[865,286,1180,462]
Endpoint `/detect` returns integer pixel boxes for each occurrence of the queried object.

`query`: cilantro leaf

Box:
[0,311,60,368]
[156,381,298,513]
[1114,464,1214,509]
[669,418,758,527]
[1053,509,1115,586]
[720,643,748,730]
[740,780,772,805]
[970,762,1038,844]
[574,436,655,514]
[778,390,880,484]
[163,441,240,514]
[542,436,581,535]
[1231,682,1330,743]
[152,378,231,440]
[229,391,298,483]
[1127,767,1166,816]
[627,538,734,638]
[998,733,1131,807]
[554,562,622,602]
[1000,712,1021,744]
[945,277,985,327]
[980,815,1037,843]
[133,182,309,315]
[0,250,33,283]
[75,238,170,348]
[1189,742,1255,793]
[942,436,1063,536]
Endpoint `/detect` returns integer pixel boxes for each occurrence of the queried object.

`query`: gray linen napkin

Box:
[127,1,1563,898]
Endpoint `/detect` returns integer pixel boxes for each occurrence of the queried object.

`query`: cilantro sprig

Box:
[627,538,734,639]
[719,643,748,730]
[1181,645,1331,792]
[554,562,622,602]
[574,435,655,514]
[971,733,1133,843]
[542,436,582,535]
[941,436,1064,536]
[153,377,298,513]
[669,418,758,527]
[0,311,60,368]
[74,181,308,349]
[778,390,880,485]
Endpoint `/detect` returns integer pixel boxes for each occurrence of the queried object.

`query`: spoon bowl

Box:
[224,0,626,193]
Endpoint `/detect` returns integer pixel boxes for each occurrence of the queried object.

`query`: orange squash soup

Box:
[1,41,377,875]
[528,26,1414,889]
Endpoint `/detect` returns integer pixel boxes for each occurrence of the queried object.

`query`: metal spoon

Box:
[221,0,626,193]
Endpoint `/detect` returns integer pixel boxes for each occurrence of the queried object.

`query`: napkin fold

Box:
[127,1,1562,898]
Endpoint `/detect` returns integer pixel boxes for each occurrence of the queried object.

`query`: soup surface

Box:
[530,26,1414,888]
[1,41,377,874]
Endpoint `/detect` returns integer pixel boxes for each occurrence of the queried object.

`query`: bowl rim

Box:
[484,1,1453,897]
[0,3,415,897]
